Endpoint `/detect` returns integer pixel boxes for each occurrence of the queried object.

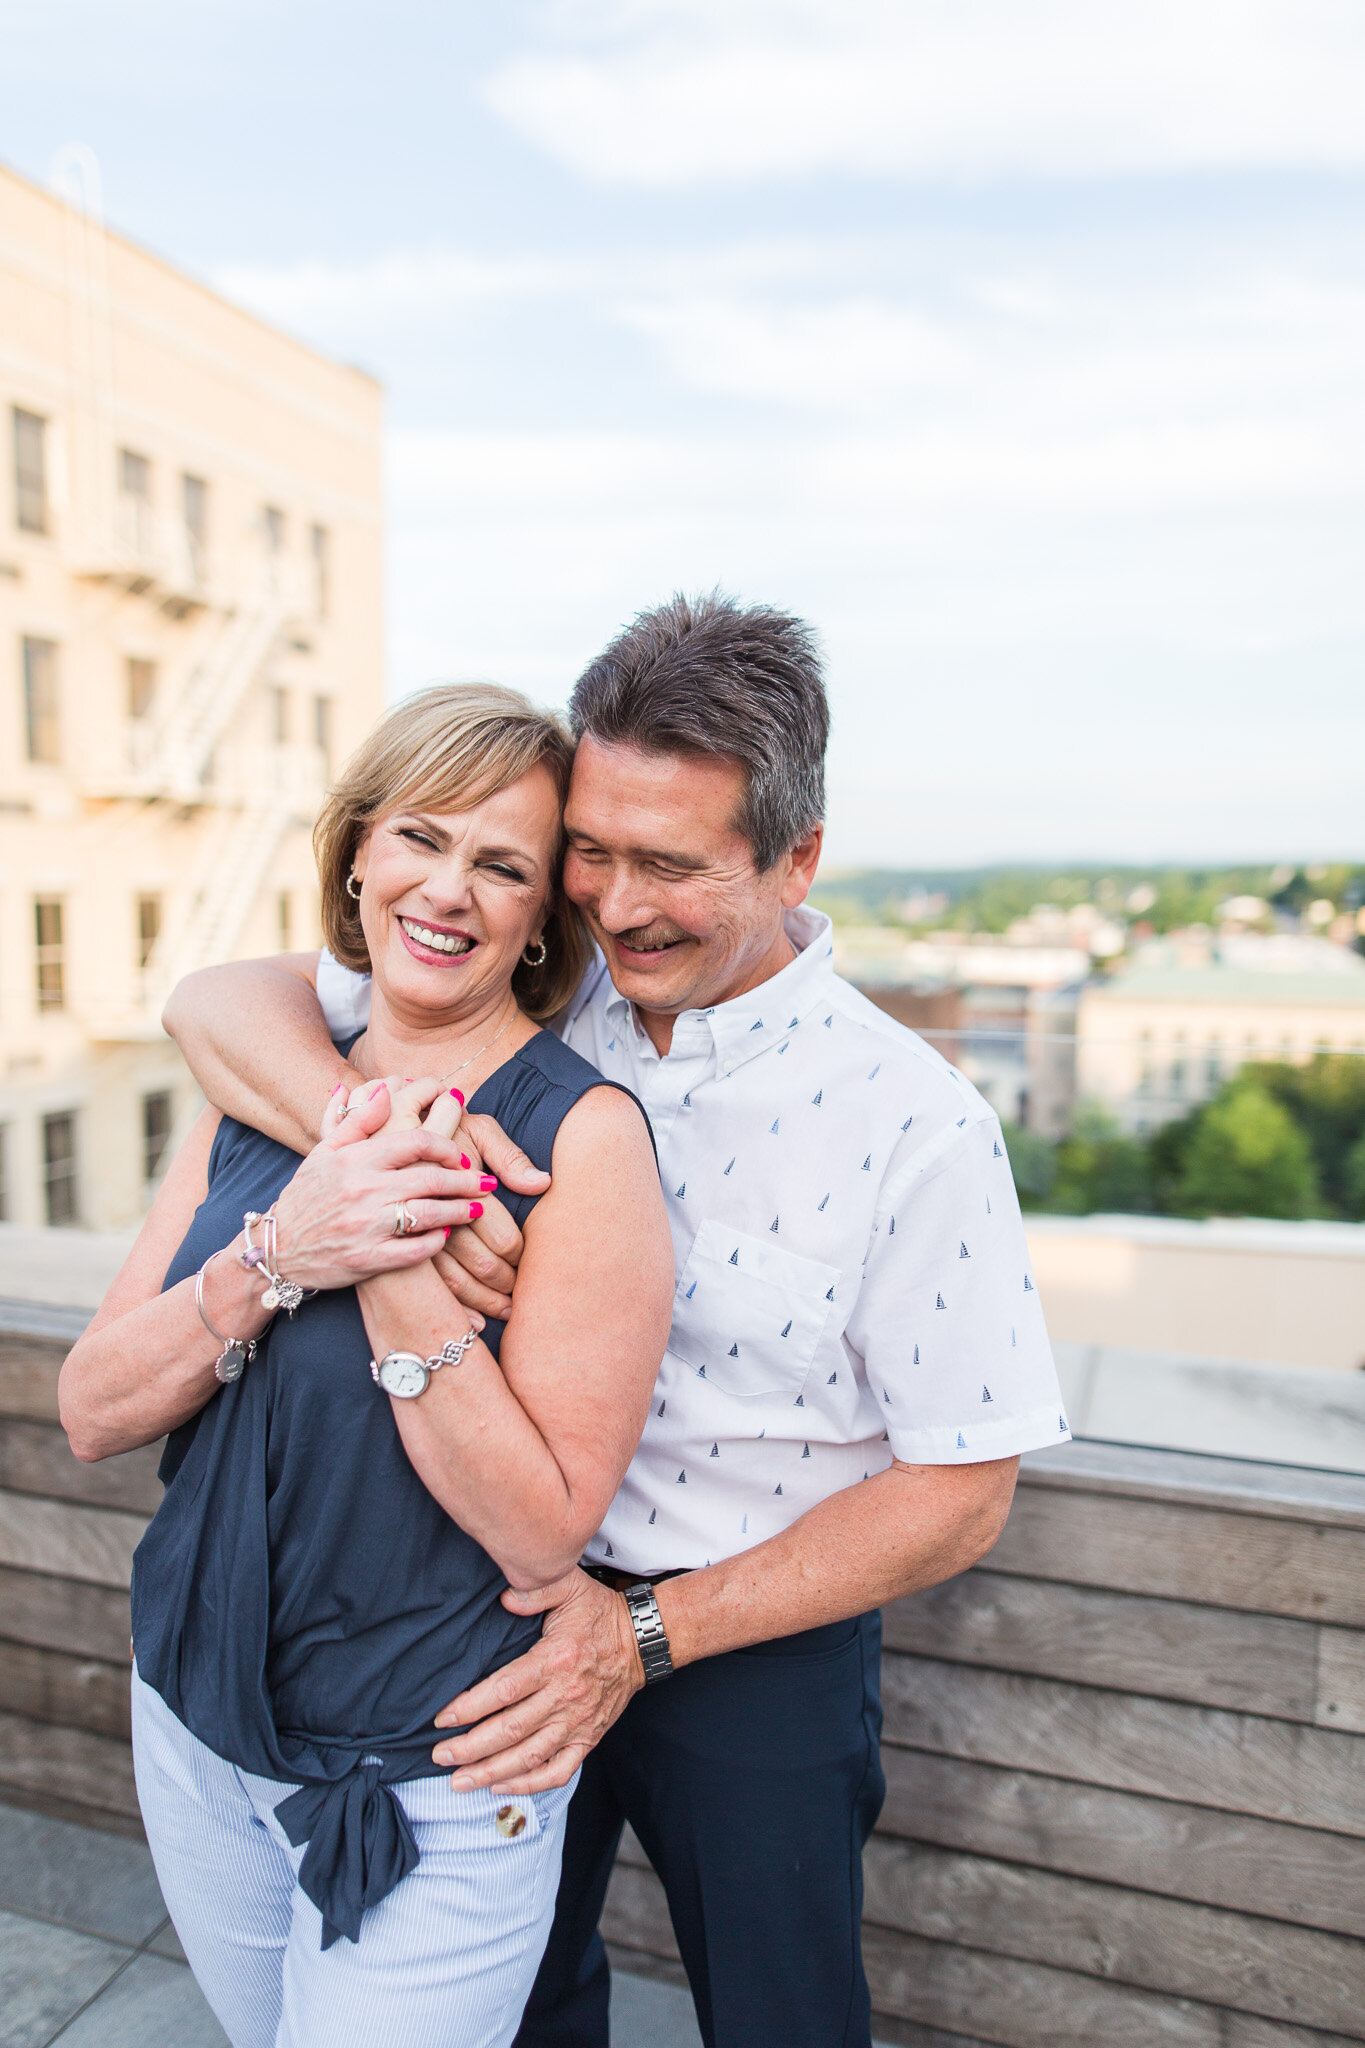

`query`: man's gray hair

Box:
[568,591,828,871]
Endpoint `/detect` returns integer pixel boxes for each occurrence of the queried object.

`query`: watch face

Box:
[378,1353,429,1399]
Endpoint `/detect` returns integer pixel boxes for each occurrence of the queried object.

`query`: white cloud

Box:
[617,296,968,407]
[487,0,1365,186]
[212,249,578,331]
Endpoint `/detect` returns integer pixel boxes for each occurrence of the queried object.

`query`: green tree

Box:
[1172,1082,1320,1219]
[1243,1055,1365,1215]
[999,1122,1057,1208]
[1343,1129,1365,1220]
[1048,1104,1153,1215]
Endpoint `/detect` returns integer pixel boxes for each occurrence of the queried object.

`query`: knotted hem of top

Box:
[275,1761,420,1949]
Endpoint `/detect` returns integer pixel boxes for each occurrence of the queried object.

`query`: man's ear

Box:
[780,824,824,910]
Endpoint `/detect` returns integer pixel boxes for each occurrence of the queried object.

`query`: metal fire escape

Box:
[56,151,311,1030]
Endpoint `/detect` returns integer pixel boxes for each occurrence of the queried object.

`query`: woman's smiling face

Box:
[352,762,562,1024]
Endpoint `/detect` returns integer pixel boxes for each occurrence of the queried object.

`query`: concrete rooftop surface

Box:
[0,1799,707,2048]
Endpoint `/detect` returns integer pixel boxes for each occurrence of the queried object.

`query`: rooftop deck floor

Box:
[0,1799,706,2048]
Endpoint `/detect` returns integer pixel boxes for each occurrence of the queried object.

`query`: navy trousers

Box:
[513,1611,885,2048]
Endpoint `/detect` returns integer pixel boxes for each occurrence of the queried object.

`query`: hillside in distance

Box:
[809,862,1365,937]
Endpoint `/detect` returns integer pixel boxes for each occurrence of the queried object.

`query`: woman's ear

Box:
[351,824,374,887]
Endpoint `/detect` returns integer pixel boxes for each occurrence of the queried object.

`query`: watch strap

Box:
[622,1581,674,1685]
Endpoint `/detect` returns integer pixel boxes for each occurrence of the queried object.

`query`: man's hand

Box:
[333,1091,544,1321]
[431,1568,644,1794]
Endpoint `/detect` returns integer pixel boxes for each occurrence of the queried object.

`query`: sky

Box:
[4,0,1365,868]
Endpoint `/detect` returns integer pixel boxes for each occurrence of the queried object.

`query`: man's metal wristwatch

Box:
[622,1582,674,1685]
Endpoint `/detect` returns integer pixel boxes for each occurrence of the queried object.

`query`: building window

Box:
[119,447,150,501]
[127,656,157,719]
[182,473,208,581]
[310,524,330,618]
[13,407,47,533]
[263,505,285,553]
[35,898,65,1009]
[277,890,293,952]
[42,1111,79,1226]
[1169,1060,1185,1097]
[22,636,60,762]
[142,1090,174,1184]
[0,1124,9,1222]
[313,693,332,771]
[270,684,289,744]
[137,893,162,969]
[118,448,153,553]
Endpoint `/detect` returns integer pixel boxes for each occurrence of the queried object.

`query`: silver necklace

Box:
[437,1009,518,1085]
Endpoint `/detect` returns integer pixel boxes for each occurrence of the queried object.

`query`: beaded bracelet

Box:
[241,1208,313,1316]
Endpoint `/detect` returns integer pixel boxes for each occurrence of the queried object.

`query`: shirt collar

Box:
[601,905,837,1071]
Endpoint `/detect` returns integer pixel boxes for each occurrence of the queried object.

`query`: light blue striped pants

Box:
[131,1668,574,2048]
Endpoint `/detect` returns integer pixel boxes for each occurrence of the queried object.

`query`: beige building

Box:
[0,161,383,1229]
[836,930,1087,1137]
[1077,939,1365,1135]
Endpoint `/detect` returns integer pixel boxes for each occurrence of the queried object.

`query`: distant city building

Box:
[1077,933,1365,1134]
[0,162,383,1227]
[834,929,1084,1136]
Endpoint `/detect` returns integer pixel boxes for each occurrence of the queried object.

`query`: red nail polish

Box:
[479,1175,498,1193]
[443,1228,451,1240]
[469,1201,484,1221]
[459,1154,471,1170]
[451,1088,465,1105]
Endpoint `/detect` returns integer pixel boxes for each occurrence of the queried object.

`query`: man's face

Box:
[563,734,819,1024]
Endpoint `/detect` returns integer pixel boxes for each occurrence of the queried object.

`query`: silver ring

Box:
[391,1200,416,1238]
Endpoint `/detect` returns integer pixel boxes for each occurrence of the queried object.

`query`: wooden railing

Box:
[2,1315,1363,2042]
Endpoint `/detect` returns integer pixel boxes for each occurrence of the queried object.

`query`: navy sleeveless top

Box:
[132,1029,646,1948]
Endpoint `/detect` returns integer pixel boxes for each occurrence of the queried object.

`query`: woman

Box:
[59,685,673,2048]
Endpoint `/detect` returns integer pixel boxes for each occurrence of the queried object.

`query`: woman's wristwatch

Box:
[622,1582,674,1684]
[371,1330,479,1399]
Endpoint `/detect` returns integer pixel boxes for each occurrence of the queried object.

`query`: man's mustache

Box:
[607,923,690,952]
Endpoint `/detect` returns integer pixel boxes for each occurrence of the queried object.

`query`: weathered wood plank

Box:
[0,1487,147,1588]
[1317,1627,1365,1734]
[862,1838,1365,2037]
[604,1850,1362,2048]
[0,1338,62,1423]
[0,1566,131,1663]
[0,1639,130,1740]
[863,2022,995,2048]
[603,1859,679,1962]
[862,1928,1362,2048]
[878,1748,1365,1938]
[991,1487,1365,1626]
[884,1570,1318,1721]
[880,1655,1365,1837]
[0,1418,163,1514]
[0,1708,139,1820]
[1020,1442,1365,1531]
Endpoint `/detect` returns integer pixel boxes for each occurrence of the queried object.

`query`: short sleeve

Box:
[316,948,372,1040]
[844,1114,1071,1464]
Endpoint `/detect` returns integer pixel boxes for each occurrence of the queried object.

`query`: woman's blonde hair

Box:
[314,683,590,1021]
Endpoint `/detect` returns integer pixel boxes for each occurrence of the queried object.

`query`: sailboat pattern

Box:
[316,906,1068,1577]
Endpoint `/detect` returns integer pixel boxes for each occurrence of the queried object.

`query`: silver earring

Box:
[522,936,547,968]
[346,871,361,901]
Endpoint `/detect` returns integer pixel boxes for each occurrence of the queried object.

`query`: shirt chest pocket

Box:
[668,1219,841,1400]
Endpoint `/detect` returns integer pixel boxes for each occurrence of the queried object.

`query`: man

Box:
[166,593,1068,2048]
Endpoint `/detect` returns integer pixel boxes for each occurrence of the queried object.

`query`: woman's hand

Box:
[271,1083,497,1291]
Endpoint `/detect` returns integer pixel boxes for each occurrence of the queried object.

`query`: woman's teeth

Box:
[400,917,472,956]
